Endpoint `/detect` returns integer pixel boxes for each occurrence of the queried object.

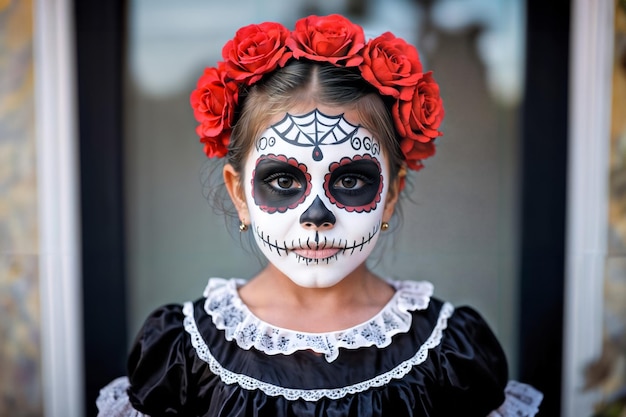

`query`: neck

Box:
[238,262,395,332]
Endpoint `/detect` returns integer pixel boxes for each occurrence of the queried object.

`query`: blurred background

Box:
[1,0,624,416]
[123,0,525,380]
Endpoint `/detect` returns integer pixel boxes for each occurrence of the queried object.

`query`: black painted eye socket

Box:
[325,159,382,209]
[253,156,310,213]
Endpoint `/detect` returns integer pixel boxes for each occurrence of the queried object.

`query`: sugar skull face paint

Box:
[243,109,391,288]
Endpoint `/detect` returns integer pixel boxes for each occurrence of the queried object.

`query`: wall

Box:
[586,1,626,413]
[0,0,43,415]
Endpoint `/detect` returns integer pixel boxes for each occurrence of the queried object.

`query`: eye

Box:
[266,173,302,191]
[334,175,368,190]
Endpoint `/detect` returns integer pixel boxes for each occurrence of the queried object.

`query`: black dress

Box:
[96,278,543,417]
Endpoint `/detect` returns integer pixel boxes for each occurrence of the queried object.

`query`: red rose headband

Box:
[190,14,444,171]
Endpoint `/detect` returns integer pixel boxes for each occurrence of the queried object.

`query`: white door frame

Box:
[563,1,614,416]
[34,0,84,416]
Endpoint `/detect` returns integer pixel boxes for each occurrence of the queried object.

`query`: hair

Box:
[227,60,404,182]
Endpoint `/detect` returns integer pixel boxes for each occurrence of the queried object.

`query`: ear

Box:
[382,164,406,223]
[223,163,250,225]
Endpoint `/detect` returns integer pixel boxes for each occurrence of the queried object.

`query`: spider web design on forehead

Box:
[269,109,360,161]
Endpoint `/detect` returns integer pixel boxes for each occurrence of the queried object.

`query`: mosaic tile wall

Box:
[587,2,626,415]
[604,0,626,407]
[0,0,43,416]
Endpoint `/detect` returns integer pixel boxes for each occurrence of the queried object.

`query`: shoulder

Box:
[441,304,508,370]
[416,300,509,415]
[126,303,187,380]
[126,300,207,414]
[127,303,191,371]
[432,304,544,416]
[411,293,507,362]
[422,299,508,378]
[130,303,185,343]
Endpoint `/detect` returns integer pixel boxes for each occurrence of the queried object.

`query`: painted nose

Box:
[300,196,336,229]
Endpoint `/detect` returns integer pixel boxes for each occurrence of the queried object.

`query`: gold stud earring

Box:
[239,219,248,232]
[381,222,389,231]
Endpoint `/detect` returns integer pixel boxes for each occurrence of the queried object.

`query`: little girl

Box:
[97,14,543,417]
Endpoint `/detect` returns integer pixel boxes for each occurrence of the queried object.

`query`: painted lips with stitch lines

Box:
[254,224,382,264]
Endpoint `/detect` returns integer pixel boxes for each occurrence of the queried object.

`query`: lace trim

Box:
[96,376,147,417]
[203,277,433,362]
[488,380,544,417]
[183,300,453,401]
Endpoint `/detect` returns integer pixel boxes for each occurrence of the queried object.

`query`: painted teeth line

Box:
[254,223,380,259]
[340,224,380,253]
[255,228,289,257]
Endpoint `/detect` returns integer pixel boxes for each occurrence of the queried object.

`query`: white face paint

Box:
[243,108,391,288]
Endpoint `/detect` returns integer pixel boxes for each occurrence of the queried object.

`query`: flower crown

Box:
[190,14,444,171]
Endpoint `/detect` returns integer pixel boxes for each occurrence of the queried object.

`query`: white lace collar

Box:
[203,277,433,362]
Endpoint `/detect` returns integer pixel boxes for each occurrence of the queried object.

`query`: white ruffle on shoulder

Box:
[203,277,434,362]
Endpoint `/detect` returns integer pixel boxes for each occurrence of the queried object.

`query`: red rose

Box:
[392,71,444,141]
[190,66,237,157]
[190,66,238,136]
[287,14,365,66]
[199,129,230,158]
[222,22,293,85]
[359,32,423,99]
[399,138,436,171]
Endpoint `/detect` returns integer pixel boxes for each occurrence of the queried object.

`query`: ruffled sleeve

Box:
[433,306,510,416]
[125,304,192,415]
[96,376,147,417]
[489,380,544,417]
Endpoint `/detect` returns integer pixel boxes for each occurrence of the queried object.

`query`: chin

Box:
[274,257,361,289]
[287,275,345,289]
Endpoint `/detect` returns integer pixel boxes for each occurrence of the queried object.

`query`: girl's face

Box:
[236,106,397,288]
